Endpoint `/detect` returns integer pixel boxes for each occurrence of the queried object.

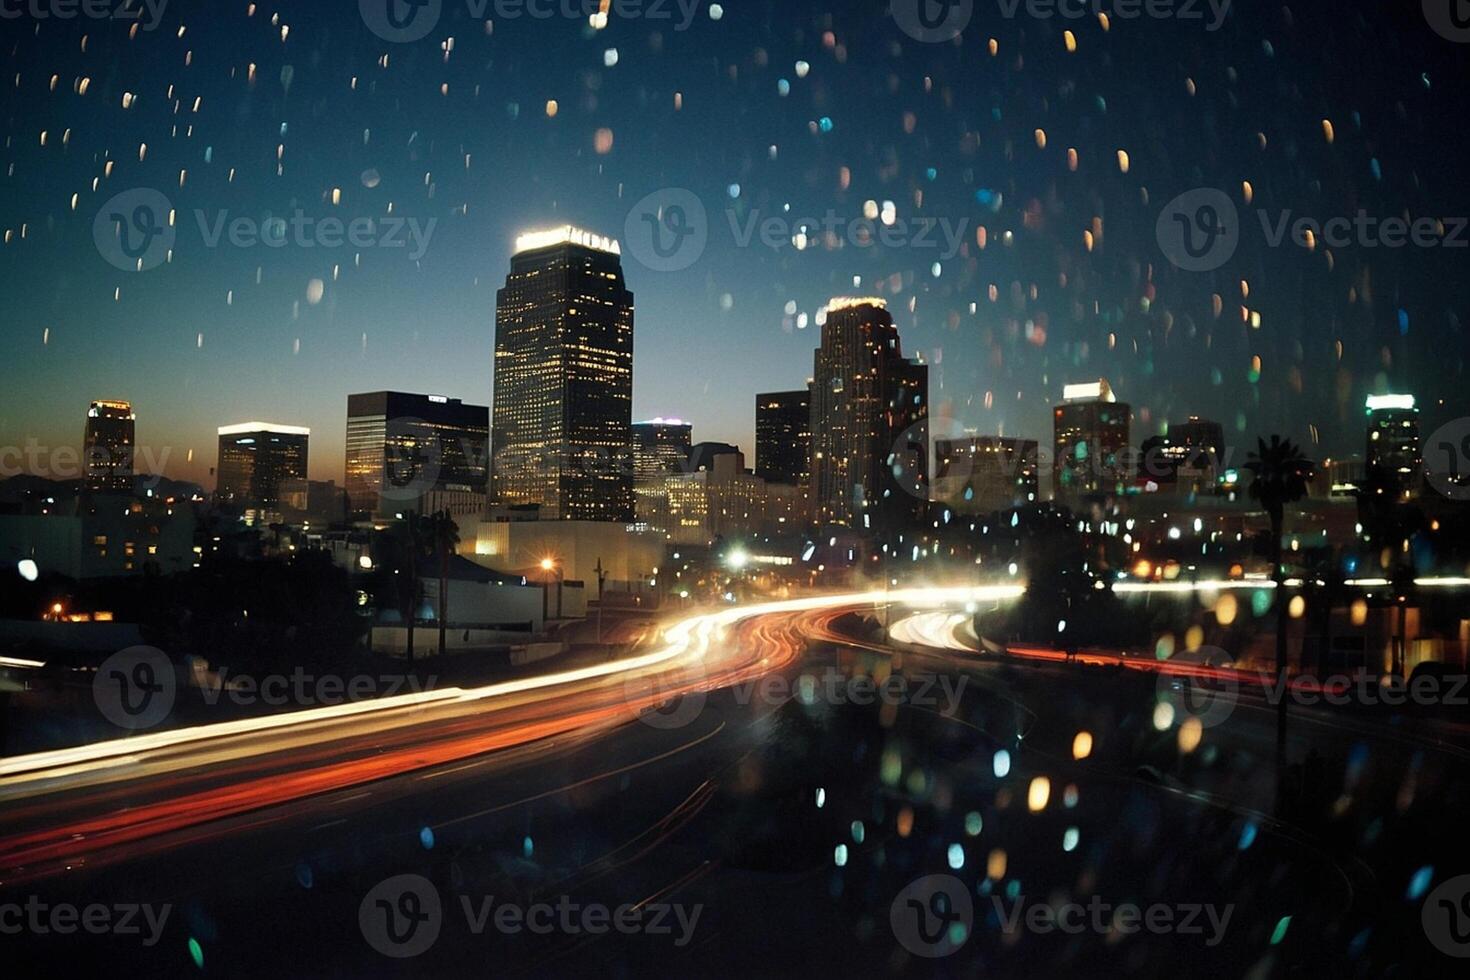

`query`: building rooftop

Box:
[217,422,311,437]
[513,225,620,256]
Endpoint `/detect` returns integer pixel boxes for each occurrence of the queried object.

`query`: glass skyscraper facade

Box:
[1365,393,1422,499]
[345,391,490,520]
[83,399,135,494]
[216,423,309,510]
[1053,379,1132,501]
[491,226,634,522]
[755,388,811,488]
[809,299,928,529]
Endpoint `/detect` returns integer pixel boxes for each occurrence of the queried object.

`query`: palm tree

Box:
[1244,436,1314,762]
[428,510,460,658]
[401,510,423,660]
[1246,436,1314,668]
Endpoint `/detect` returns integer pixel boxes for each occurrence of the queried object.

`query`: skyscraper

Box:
[1365,393,1421,499]
[1139,416,1225,495]
[491,226,634,522]
[345,391,490,522]
[809,298,928,529]
[755,387,812,488]
[1053,379,1131,501]
[932,437,1039,513]
[216,423,309,511]
[631,418,692,531]
[83,400,135,494]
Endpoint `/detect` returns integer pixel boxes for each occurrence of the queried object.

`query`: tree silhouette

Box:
[1244,435,1314,764]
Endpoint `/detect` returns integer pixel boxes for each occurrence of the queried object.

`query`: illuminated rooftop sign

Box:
[514,225,620,256]
[1365,393,1415,412]
[218,422,311,437]
[1062,379,1115,403]
[825,297,888,313]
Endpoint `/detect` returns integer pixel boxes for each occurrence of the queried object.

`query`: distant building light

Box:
[1062,379,1115,402]
[824,296,888,313]
[217,421,311,436]
[514,225,620,255]
[1365,393,1415,413]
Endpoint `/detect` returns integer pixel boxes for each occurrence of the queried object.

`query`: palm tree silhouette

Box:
[428,510,460,658]
[1244,435,1314,762]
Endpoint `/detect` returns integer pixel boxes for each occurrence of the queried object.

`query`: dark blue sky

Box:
[2,1,1467,486]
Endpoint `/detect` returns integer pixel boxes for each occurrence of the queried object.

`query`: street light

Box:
[17,559,38,582]
[539,557,563,624]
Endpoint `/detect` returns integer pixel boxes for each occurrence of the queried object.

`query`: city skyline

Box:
[5,4,1468,492]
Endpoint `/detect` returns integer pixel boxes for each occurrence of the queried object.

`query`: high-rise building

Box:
[1053,379,1131,500]
[1139,416,1225,494]
[755,387,812,488]
[631,418,692,532]
[491,226,634,522]
[216,423,309,511]
[345,391,490,522]
[1365,393,1421,499]
[809,299,928,529]
[83,400,136,494]
[666,447,767,545]
[932,437,1039,513]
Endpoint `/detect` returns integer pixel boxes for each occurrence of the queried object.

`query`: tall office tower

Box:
[1140,416,1226,494]
[491,226,634,522]
[932,437,1039,513]
[1053,379,1131,500]
[345,391,490,522]
[83,400,136,494]
[755,387,812,487]
[809,298,928,529]
[1365,393,1422,499]
[631,418,693,531]
[666,446,768,545]
[216,423,309,510]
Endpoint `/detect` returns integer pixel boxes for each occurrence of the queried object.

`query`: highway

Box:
[1,583,1466,977]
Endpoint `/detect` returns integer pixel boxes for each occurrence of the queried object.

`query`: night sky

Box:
[2,1,1467,487]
